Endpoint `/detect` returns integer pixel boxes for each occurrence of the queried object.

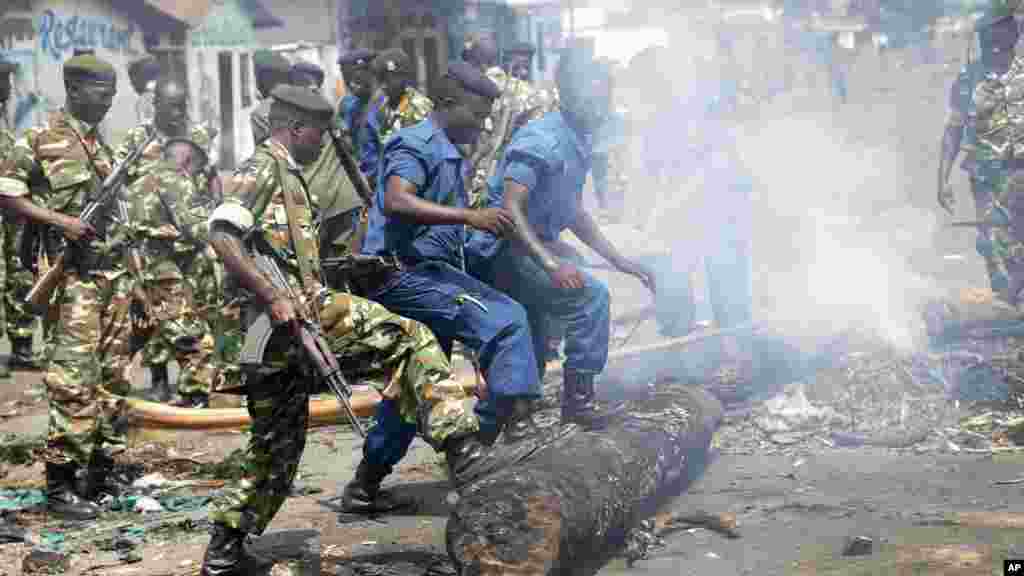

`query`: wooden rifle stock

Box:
[25,253,65,311]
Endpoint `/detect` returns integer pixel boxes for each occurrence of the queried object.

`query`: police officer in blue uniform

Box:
[337,48,380,179]
[340,61,541,511]
[468,47,656,429]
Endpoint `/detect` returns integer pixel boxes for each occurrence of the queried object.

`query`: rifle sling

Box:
[272,156,321,304]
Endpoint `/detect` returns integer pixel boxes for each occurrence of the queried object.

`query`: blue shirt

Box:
[361,117,467,267]
[339,93,387,183]
[469,111,592,261]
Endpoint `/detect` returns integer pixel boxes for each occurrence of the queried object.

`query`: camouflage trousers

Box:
[208,290,473,534]
[3,216,36,341]
[135,278,216,397]
[43,270,133,467]
[973,178,1008,294]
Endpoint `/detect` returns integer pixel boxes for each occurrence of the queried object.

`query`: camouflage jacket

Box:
[124,160,218,282]
[222,138,320,303]
[470,67,558,193]
[973,56,1024,164]
[0,125,13,164]
[250,98,273,148]
[115,121,215,188]
[377,87,433,143]
[0,109,124,267]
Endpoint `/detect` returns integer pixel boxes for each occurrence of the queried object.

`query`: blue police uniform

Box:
[360,117,540,460]
[467,110,612,378]
[339,93,387,183]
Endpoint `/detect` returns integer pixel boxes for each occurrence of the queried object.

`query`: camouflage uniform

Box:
[207,138,475,535]
[377,86,433,142]
[973,55,1024,293]
[305,130,365,260]
[1,114,34,349]
[115,122,218,397]
[0,110,133,467]
[124,162,220,398]
[469,67,557,206]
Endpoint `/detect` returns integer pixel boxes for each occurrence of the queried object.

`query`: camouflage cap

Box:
[63,53,116,83]
[977,0,1022,29]
[337,49,377,68]
[164,137,210,165]
[253,50,291,74]
[270,84,334,126]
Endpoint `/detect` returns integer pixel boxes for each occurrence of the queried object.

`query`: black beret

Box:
[164,137,209,163]
[253,50,291,74]
[290,61,324,82]
[444,60,501,100]
[0,59,17,75]
[271,84,334,124]
[373,49,411,75]
[64,54,116,83]
[338,49,377,67]
[505,41,536,56]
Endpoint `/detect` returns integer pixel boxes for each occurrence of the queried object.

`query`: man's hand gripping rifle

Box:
[244,235,366,437]
[25,127,160,310]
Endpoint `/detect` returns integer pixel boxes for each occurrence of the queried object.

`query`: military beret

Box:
[505,41,536,56]
[270,84,334,124]
[64,53,116,83]
[338,49,377,67]
[0,59,17,75]
[253,50,291,74]
[290,61,325,83]
[164,137,210,164]
[444,60,501,100]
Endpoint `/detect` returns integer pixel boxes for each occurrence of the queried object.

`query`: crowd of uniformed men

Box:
[0,33,742,575]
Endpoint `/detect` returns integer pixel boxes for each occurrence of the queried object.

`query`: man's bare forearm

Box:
[504,179,558,271]
[210,224,278,306]
[570,209,628,269]
[383,176,474,226]
[0,195,69,229]
[939,124,963,188]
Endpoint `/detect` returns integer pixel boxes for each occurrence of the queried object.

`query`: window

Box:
[240,52,252,108]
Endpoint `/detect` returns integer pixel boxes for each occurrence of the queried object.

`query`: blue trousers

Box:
[362,261,540,467]
[489,246,611,379]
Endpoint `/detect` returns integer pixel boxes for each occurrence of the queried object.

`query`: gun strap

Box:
[273,156,321,301]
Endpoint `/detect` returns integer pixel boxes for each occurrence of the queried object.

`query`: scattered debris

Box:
[659,510,741,539]
[842,535,874,557]
[22,547,69,575]
[0,435,44,466]
[132,496,164,514]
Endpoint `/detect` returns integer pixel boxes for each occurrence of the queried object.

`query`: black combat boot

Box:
[174,393,210,409]
[87,453,134,501]
[200,524,273,576]
[148,364,173,403]
[443,434,489,488]
[45,462,99,521]
[339,459,412,514]
[9,337,38,371]
[496,396,537,443]
[561,371,621,430]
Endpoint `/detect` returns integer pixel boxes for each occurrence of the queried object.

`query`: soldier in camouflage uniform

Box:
[1,58,33,374]
[124,139,220,411]
[0,54,132,521]
[200,86,486,575]
[116,76,219,406]
[0,58,18,379]
[941,2,1022,295]
[248,51,292,147]
[292,60,368,259]
[468,41,558,207]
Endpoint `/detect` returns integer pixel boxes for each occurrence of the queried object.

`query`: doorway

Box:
[218,52,235,170]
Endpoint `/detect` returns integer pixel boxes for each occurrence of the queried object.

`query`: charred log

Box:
[446,384,723,576]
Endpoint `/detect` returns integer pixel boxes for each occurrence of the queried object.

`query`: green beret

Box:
[64,54,116,83]
[270,84,333,125]
[253,50,291,74]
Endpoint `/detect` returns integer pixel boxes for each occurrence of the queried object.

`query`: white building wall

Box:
[0,0,150,142]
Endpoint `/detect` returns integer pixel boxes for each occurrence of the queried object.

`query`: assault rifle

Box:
[241,236,365,437]
[328,128,374,205]
[26,127,160,311]
[320,254,400,293]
